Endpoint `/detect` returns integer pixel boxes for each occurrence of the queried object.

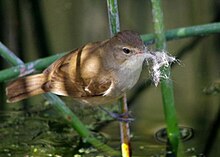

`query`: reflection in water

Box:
[155,126,194,143]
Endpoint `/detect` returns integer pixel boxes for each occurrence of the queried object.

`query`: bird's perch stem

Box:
[107,0,131,156]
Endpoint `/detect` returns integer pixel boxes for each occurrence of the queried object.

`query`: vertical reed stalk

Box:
[107,0,131,156]
[151,0,180,155]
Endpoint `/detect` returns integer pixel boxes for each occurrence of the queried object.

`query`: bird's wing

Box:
[42,42,113,98]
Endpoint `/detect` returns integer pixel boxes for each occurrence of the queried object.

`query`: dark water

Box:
[0,78,219,156]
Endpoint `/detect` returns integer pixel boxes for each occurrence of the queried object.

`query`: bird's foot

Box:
[99,106,134,123]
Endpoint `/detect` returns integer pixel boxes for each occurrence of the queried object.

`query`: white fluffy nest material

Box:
[145,51,178,86]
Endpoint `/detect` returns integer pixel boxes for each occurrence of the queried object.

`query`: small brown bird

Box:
[6,31,147,105]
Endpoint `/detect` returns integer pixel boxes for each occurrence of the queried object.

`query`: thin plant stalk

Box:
[151,0,180,155]
[142,22,220,44]
[0,51,66,82]
[107,0,131,156]
[0,42,23,66]
[1,22,220,82]
[119,94,132,157]
[44,93,120,156]
[0,44,120,156]
[107,0,120,37]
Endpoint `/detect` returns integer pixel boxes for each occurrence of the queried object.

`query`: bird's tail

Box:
[6,74,46,103]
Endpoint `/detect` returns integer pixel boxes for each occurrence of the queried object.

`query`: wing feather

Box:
[42,42,112,98]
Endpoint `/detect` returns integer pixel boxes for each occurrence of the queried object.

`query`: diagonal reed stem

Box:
[0,42,24,66]
[0,43,120,156]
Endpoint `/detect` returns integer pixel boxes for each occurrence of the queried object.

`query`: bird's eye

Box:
[122,48,131,54]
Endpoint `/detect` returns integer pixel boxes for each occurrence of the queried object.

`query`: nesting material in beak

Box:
[144,51,177,86]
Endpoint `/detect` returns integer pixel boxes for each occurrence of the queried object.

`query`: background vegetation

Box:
[0,0,219,156]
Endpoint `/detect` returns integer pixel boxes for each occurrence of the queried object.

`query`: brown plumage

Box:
[6,31,147,105]
[6,74,46,103]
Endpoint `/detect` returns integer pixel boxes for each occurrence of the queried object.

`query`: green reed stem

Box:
[0,43,119,156]
[1,22,220,82]
[151,0,180,155]
[107,0,120,37]
[44,93,120,156]
[142,22,220,44]
[0,50,66,82]
[0,42,24,66]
